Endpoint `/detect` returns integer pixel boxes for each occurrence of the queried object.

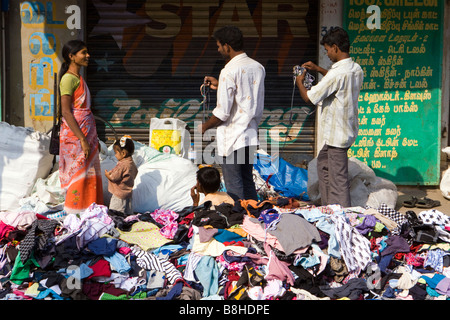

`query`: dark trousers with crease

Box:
[221,146,258,202]
[317,144,351,207]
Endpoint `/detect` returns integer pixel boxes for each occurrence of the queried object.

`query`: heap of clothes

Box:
[1,197,450,301]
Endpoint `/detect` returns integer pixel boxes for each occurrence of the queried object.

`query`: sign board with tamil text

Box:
[344,0,444,185]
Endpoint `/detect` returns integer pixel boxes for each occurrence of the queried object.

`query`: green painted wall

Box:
[344,0,444,185]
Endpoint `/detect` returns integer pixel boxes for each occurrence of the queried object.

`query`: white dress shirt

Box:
[307,58,364,148]
[212,53,265,157]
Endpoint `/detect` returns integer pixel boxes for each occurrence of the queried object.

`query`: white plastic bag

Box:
[149,118,188,157]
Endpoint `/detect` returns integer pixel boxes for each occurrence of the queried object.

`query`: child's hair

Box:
[320,27,350,53]
[114,135,135,156]
[197,166,221,194]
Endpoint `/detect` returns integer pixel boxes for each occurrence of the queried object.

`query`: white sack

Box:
[0,122,54,211]
[26,140,198,214]
[440,147,450,200]
[307,157,397,209]
[100,140,197,213]
[440,167,450,200]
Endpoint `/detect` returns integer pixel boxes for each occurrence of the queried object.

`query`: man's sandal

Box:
[415,197,441,209]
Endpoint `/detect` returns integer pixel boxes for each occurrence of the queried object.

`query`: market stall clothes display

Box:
[1,195,450,301]
[1,125,450,301]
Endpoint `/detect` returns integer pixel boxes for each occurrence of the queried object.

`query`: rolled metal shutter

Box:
[86,0,318,165]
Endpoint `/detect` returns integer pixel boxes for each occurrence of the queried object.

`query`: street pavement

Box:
[396,185,450,216]
[395,159,450,216]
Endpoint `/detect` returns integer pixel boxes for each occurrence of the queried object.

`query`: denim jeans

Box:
[221,146,258,202]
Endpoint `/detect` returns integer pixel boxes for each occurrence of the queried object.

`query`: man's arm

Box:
[198,72,232,133]
[198,114,223,134]
[295,74,311,104]
[296,61,329,105]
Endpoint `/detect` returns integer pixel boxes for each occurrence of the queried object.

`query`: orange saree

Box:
[59,75,103,214]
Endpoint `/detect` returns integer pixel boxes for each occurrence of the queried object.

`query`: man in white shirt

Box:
[295,27,364,207]
[199,25,265,201]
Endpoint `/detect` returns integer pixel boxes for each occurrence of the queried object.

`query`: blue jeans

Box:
[221,146,258,202]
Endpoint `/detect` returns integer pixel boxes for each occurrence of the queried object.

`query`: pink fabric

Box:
[264,242,295,286]
[118,247,131,255]
[241,215,285,252]
[0,221,15,239]
[151,209,179,239]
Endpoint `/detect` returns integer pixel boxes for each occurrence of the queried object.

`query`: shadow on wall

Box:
[374,166,424,187]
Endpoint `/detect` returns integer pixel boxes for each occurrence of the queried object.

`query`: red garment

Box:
[394,252,406,260]
[223,271,240,300]
[179,212,194,225]
[88,259,111,279]
[0,221,15,239]
[222,241,245,246]
[82,282,127,300]
[409,244,423,254]
[227,271,241,281]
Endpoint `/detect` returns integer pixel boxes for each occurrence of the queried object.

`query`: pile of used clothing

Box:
[1,195,450,301]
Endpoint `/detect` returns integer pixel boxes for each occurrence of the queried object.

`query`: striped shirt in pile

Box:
[131,246,182,284]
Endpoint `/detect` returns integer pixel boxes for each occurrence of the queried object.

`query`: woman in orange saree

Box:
[58,40,103,214]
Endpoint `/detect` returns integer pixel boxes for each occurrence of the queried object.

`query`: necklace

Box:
[67,70,80,78]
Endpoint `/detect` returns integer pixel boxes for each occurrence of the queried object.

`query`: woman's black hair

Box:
[114,137,135,156]
[213,25,244,52]
[58,40,87,82]
[197,166,221,194]
[320,27,350,53]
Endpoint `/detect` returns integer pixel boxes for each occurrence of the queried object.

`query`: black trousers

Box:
[221,146,258,202]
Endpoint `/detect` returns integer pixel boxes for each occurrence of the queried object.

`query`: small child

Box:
[105,135,138,215]
[191,166,234,208]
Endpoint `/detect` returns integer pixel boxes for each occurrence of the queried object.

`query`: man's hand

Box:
[295,72,306,87]
[191,185,200,206]
[197,123,204,135]
[203,76,218,90]
[301,61,318,72]
[302,61,328,76]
